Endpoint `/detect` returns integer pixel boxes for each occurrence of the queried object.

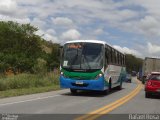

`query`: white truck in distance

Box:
[142,57,160,83]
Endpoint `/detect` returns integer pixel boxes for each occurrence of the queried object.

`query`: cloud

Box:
[16,0,47,5]
[35,30,59,43]
[61,29,81,40]
[0,0,17,15]
[133,0,160,17]
[31,18,46,29]
[0,0,28,17]
[0,14,30,24]
[51,17,73,26]
[113,45,142,57]
[46,29,56,35]
[147,42,160,54]
[1,0,160,57]
[94,28,104,35]
[138,16,160,37]
[43,34,58,43]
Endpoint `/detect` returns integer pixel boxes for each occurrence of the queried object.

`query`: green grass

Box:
[0,73,61,98]
[0,85,60,98]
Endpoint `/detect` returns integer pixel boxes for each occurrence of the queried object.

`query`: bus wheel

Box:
[109,79,112,91]
[102,89,109,95]
[70,89,77,94]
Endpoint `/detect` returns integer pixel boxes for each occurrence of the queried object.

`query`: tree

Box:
[125,54,143,73]
[47,44,61,71]
[0,21,43,73]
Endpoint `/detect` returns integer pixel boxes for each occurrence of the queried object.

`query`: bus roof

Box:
[65,40,106,45]
[65,40,125,55]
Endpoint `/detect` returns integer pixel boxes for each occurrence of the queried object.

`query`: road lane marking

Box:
[75,80,142,120]
[75,85,141,120]
[87,85,142,120]
[0,95,61,107]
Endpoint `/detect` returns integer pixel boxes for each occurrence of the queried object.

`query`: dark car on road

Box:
[125,74,132,83]
[145,72,160,98]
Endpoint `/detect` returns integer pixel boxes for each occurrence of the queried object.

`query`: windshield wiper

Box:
[69,48,79,69]
[81,45,91,70]
[82,55,91,70]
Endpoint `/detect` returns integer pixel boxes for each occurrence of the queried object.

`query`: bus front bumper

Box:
[60,76,108,91]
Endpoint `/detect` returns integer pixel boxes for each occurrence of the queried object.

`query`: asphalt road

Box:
[0,77,159,120]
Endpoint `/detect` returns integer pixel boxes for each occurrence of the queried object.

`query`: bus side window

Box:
[115,51,118,65]
[112,49,115,64]
[110,48,113,64]
[123,55,124,65]
[120,54,123,65]
[105,46,111,64]
[114,51,116,64]
[122,55,124,65]
[124,55,126,65]
[117,52,120,65]
[105,47,108,68]
[119,53,122,65]
[107,46,111,64]
[122,55,125,65]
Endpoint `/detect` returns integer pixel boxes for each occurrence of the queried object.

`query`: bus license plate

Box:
[76,81,83,85]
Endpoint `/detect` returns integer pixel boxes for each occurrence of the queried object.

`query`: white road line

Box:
[0,95,61,107]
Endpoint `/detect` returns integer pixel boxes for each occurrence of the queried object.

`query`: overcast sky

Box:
[0,0,160,58]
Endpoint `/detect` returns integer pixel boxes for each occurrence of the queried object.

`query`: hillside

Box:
[0,21,60,74]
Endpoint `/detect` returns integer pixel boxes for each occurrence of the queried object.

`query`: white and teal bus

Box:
[60,40,126,94]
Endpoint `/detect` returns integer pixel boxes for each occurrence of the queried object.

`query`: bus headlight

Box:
[60,72,68,78]
[60,72,64,75]
[60,72,65,77]
[95,73,103,80]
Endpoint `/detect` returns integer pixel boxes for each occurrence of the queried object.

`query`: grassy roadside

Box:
[0,85,60,98]
[0,73,61,98]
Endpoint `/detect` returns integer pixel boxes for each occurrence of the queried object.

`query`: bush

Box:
[32,58,47,75]
[0,73,59,91]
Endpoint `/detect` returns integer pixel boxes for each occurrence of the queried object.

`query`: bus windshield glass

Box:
[62,42,104,71]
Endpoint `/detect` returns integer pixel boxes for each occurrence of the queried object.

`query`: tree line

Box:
[0,21,60,74]
[125,54,143,73]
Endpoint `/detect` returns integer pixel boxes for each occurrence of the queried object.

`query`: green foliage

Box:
[0,73,59,91]
[0,21,43,73]
[32,58,47,75]
[0,21,61,94]
[0,21,61,73]
[125,54,143,73]
[0,86,60,98]
[47,44,61,70]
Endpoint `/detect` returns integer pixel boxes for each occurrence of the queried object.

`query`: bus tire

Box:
[102,89,109,95]
[109,79,112,91]
[70,89,77,94]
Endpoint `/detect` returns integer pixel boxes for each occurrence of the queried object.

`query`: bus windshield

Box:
[62,42,104,71]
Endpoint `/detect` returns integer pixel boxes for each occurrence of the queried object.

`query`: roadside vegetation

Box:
[0,21,61,98]
[0,73,60,98]
[125,54,143,73]
[0,73,59,91]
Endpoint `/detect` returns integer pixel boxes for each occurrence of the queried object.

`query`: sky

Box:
[0,0,160,58]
